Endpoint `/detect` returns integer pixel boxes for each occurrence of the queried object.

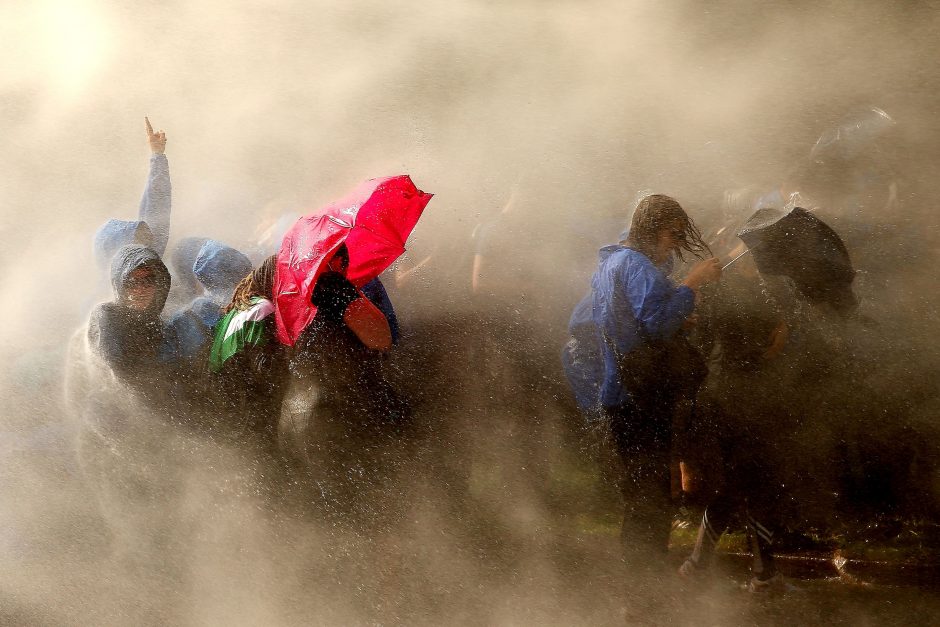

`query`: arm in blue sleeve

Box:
[138,154,171,257]
[627,264,695,340]
[361,278,400,344]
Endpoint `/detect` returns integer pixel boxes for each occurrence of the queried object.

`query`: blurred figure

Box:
[209,255,286,441]
[563,194,721,567]
[278,245,410,515]
[65,244,187,568]
[167,239,253,363]
[164,236,209,312]
[87,245,173,401]
[678,254,796,593]
[307,245,393,354]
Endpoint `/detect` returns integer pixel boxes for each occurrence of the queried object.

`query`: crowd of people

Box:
[65,115,932,595]
[66,121,412,556]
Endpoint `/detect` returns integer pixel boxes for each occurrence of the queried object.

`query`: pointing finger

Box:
[145,117,154,136]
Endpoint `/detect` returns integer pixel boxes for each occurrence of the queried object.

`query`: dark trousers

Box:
[683,397,780,578]
[603,390,675,561]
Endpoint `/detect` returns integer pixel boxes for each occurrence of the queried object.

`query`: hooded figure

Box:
[166,240,252,361]
[93,220,155,272]
[87,245,172,401]
[164,236,209,311]
[90,146,171,307]
[70,246,194,567]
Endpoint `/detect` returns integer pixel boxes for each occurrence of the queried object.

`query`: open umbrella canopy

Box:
[737,206,857,315]
[275,175,432,345]
[810,107,895,163]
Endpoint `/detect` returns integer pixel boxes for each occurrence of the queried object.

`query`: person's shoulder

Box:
[88,302,121,326]
[603,247,654,272]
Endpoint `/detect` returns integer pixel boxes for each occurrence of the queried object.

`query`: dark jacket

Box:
[87,245,171,397]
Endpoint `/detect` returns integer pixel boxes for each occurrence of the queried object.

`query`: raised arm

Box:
[361,278,400,343]
[139,117,171,257]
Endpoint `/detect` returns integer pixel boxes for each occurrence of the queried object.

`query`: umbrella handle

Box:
[722,247,753,271]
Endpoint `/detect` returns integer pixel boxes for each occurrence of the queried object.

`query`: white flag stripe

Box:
[222,299,275,342]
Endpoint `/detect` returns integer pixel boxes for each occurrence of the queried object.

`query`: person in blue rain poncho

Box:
[562,194,721,564]
[166,239,253,362]
[165,236,209,312]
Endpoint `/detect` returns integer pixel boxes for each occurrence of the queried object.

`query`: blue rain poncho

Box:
[93,153,172,270]
[166,240,253,360]
[562,245,695,411]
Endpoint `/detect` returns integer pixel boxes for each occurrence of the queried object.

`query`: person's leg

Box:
[745,507,778,580]
[605,399,674,561]
[678,399,742,577]
[680,500,733,575]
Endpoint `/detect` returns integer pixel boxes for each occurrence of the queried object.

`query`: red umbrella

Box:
[274,175,433,345]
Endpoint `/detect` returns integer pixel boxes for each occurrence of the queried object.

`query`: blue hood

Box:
[94,220,154,271]
[169,236,209,293]
[193,240,253,297]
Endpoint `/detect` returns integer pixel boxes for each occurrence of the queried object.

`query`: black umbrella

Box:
[736,206,858,315]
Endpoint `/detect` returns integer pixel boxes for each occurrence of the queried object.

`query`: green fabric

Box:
[208,298,273,372]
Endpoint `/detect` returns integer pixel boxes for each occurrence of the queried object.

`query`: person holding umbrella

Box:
[574,194,721,567]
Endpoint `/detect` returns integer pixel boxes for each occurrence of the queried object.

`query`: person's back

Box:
[166,240,253,363]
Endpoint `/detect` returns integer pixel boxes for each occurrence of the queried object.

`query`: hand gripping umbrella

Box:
[274,175,433,345]
[736,206,858,315]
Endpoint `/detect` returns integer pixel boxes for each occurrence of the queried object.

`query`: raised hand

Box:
[145,117,167,154]
[683,257,722,291]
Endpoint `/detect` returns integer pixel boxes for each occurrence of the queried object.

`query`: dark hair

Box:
[625,194,710,261]
[225,254,277,313]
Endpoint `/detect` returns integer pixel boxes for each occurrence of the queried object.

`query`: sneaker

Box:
[743,572,793,594]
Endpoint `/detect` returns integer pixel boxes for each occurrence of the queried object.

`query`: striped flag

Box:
[208,298,275,372]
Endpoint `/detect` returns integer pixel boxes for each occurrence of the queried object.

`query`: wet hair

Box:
[225,254,277,313]
[625,194,710,261]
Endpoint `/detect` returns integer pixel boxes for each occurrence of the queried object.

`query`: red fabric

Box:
[274,175,432,345]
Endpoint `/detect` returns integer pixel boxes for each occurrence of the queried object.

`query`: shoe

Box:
[743,572,795,595]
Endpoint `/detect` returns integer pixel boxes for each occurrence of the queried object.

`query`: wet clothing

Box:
[93,154,171,270]
[680,272,796,580]
[208,297,275,372]
[562,245,693,410]
[309,273,400,343]
[165,236,209,310]
[564,243,700,559]
[167,240,253,360]
[87,245,172,398]
[192,240,254,296]
[561,295,605,415]
[312,272,362,322]
[362,278,400,343]
[604,396,675,557]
